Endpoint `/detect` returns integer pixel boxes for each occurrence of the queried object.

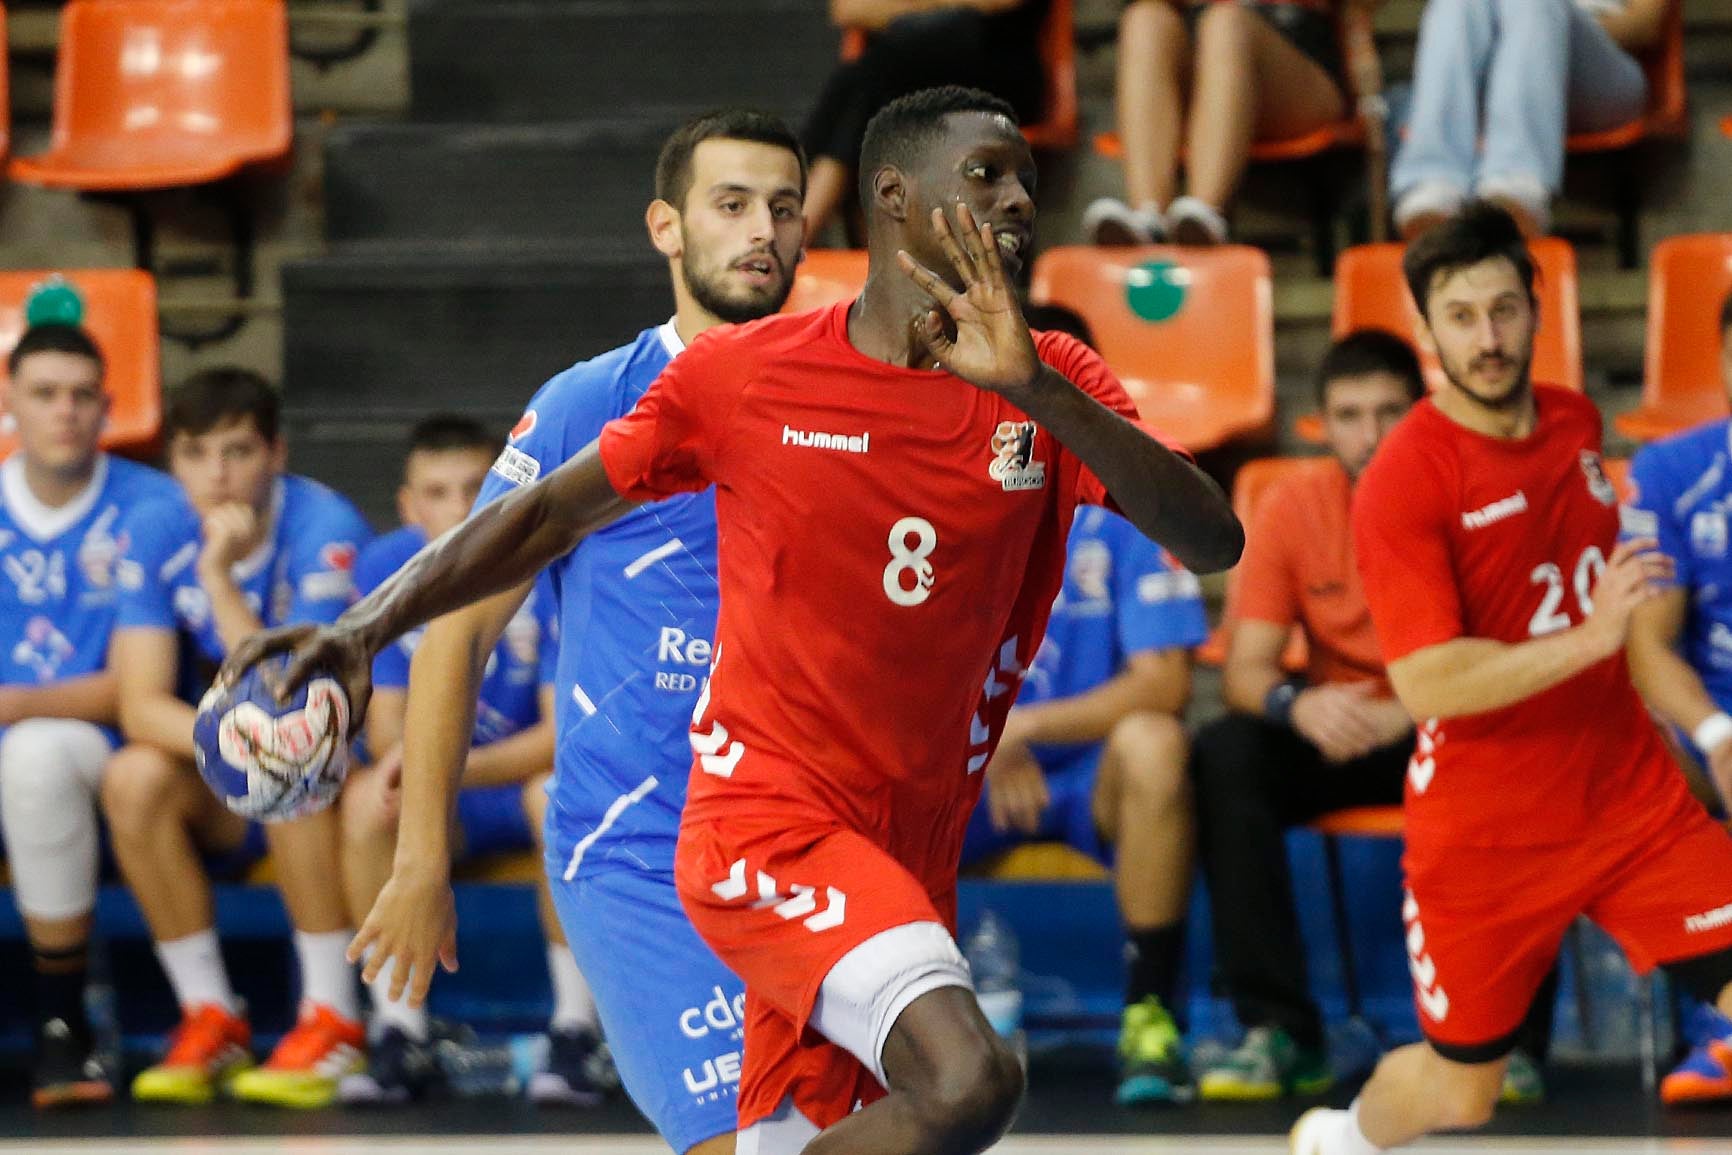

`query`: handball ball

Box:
[193,657,352,823]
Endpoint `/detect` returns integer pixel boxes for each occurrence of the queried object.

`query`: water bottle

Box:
[84,938,121,1073]
[436,1035,522,1097]
[964,909,1027,1068]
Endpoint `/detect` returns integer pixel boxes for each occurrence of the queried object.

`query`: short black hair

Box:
[407,414,498,458]
[1317,329,1427,406]
[7,323,104,378]
[857,85,1020,208]
[1023,303,1097,350]
[165,367,279,442]
[1402,200,1537,318]
[654,108,806,209]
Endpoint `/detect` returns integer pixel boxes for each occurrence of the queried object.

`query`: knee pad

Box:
[0,719,111,919]
[810,920,973,1088]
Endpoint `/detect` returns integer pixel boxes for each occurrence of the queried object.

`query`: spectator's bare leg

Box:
[266,808,348,935]
[804,158,854,244]
[1115,0,1189,212]
[101,746,246,942]
[339,762,400,929]
[1356,1043,1507,1145]
[1094,712,1192,932]
[1185,4,1345,211]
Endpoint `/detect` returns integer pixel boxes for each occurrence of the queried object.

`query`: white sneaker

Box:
[1167,196,1229,246]
[1475,173,1551,236]
[1393,179,1466,239]
[1290,1106,1345,1154]
[1082,197,1164,246]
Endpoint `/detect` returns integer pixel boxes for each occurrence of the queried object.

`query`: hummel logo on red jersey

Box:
[782,424,870,454]
[1461,491,1528,530]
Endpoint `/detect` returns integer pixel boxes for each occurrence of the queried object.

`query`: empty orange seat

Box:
[1293,238,1581,441]
[841,0,1076,149]
[1029,245,1275,452]
[1311,804,1404,838]
[782,249,868,315]
[0,270,161,456]
[10,0,291,191]
[1603,457,1633,502]
[1613,234,1732,442]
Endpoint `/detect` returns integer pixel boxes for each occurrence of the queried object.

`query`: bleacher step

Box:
[324,118,680,247]
[282,245,672,504]
[407,0,839,124]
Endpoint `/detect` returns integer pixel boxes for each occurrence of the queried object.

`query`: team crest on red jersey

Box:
[988,421,1046,492]
[1579,451,1616,507]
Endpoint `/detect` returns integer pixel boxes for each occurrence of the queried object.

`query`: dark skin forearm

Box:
[1000,366,1243,574]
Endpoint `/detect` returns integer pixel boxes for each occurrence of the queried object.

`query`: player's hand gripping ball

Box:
[194,656,352,822]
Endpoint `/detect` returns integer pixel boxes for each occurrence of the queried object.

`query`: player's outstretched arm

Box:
[219,444,633,725]
[898,204,1242,574]
[1387,537,1673,720]
[348,586,531,1006]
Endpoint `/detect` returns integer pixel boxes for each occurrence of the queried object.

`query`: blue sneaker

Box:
[1663,1004,1732,1106]
[527,1027,611,1107]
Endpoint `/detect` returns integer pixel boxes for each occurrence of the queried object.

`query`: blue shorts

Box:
[545,843,743,1153]
[960,744,1109,867]
[456,785,533,858]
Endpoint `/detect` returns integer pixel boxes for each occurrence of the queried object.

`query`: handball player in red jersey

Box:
[223,86,1243,1155]
[1292,202,1732,1154]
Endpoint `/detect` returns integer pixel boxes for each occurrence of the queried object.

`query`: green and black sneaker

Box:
[1114,996,1194,1105]
[1499,1048,1545,1105]
[1198,1025,1332,1102]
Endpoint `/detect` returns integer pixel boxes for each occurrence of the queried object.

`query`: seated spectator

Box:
[104,369,373,1108]
[338,417,607,1106]
[802,1,1048,241]
[1084,0,1371,247]
[0,323,179,1108]
[961,505,1207,1104]
[1623,292,1732,1106]
[1189,330,1555,1102]
[1391,0,1671,239]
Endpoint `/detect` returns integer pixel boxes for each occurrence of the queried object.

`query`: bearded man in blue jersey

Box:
[348,110,806,1154]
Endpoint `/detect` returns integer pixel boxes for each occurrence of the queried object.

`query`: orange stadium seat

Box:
[1603,456,1632,502]
[782,249,868,314]
[1294,238,1581,441]
[1722,115,1732,139]
[1311,804,1404,1022]
[0,270,161,456]
[10,0,291,191]
[1566,0,1686,267]
[1614,235,1732,442]
[1197,457,1320,668]
[1028,245,1275,452]
[841,0,1076,149]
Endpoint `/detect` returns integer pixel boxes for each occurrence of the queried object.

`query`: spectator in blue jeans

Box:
[1391,0,1671,239]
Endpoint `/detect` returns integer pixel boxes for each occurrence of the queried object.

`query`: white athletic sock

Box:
[295,929,361,1021]
[1339,1100,1385,1155]
[548,944,597,1033]
[155,929,238,1015]
[367,956,430,1042]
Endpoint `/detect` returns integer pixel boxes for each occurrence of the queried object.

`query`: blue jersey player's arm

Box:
[111,500,200,757]
[1625,444,1727,761]
[1008,525,1204,747]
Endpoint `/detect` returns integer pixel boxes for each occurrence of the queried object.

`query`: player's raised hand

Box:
[1585,537,1674,654]
[898,203,1040,395]
[197,503,258,580]
[219,622,375,739]
[348,865,458,1008]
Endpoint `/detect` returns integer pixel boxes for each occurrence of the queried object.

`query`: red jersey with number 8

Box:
[598,302,1137,854]
[1352,386,1680,853]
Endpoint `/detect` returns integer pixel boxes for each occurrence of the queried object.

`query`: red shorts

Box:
[674,806,958,1132]
[1404,786,1732,1059]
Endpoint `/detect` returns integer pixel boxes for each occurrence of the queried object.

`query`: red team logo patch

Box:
[510,411,538,442]
[320,542,357,573]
